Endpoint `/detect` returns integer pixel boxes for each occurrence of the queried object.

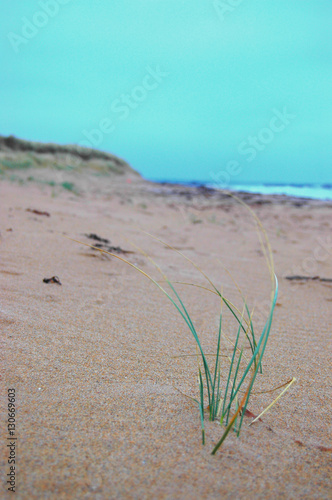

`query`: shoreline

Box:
[140,179,332,207]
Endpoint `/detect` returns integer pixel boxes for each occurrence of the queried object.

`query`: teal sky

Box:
[1,1,331,184]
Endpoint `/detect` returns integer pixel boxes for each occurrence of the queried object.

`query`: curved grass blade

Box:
[249,377,296,425]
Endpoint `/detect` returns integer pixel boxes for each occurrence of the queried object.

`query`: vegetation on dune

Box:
[0,134,130,165]
[0,135,140,183]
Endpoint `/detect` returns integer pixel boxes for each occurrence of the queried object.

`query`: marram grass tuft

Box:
[69,195,295,454]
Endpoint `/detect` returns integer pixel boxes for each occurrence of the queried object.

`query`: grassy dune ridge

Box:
[0,135,140,191]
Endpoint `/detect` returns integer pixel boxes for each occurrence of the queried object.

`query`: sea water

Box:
[203,183,332,201]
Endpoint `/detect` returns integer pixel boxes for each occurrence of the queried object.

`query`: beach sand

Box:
[1,176,331,499]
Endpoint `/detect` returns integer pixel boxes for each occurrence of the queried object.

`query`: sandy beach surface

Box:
[1,174,332,499]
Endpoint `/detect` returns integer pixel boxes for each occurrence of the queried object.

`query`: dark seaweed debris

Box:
[43,276,62,285]
[85,233,110,244]
[27,208,50,217]
[285,275,332,283]
[84,233,134,254]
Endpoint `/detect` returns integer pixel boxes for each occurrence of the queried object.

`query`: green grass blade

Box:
[222,316,243,420]
[198,367,205,445]
[211,312,222,420]
[226,346,243,426]
[166,280,213,406]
